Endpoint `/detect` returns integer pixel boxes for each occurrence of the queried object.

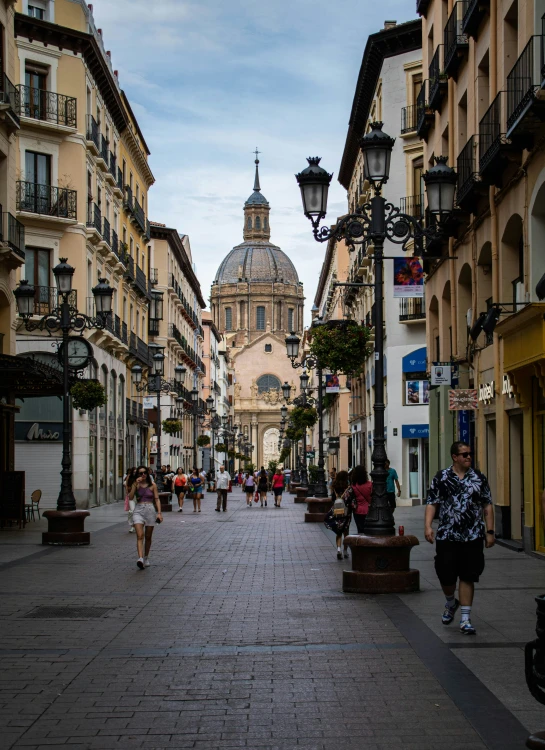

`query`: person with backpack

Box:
[324,470,352,559]
[345,465,372,533]
[173,467,187,512]
[425,441,495,635]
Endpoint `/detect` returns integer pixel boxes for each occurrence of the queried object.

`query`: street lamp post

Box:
[14,259,113,546]
[132,357,186,491]
[295,123,456,590]
[282,372,315,490]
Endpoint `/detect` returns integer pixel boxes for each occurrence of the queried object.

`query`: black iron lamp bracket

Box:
[20,304,111,335]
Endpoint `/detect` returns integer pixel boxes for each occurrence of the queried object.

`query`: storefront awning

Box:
[402,424,429,439]
[402,347,427,373]
[0,354,64,398]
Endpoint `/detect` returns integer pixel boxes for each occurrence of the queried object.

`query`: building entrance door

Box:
[509,412,523,541]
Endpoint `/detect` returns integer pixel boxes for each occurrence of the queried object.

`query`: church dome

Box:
[245,190,269,206]
[214,242,300,285]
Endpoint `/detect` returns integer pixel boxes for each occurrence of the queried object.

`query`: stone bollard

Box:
[342,534,420,593]
[295,486,308,504]
[158,491,172,512]
[525,595,545,748]
[305,496,333,522]
[289,482,300,495]
[42,510,91,546]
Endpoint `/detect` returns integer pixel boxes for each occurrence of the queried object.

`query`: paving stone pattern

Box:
[0,490,544,749]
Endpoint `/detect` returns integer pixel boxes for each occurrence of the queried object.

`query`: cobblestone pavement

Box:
[1,489,545,749]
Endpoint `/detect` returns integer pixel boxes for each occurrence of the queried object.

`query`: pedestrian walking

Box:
[173,467,187,512]
[244,471,255,506]
[425,441,495,635]
[189,468,204,512]
[283,467,291,490]
[347,465,372,533]
[324,470,351,559]
[215,465,231,512]
[199,468,207,492]
[128,466,163,569]
[238,470,244,489]
[257,467,268,507]
[385,459,401,510]
[328,467,337,500]
[124,467,136,532]
[272,467,284,507]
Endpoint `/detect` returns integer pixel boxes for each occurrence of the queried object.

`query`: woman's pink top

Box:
[352,481,372,514]
[272,474,284,488]
[137,484,155,503]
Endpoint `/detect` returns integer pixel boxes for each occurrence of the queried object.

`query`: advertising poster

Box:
[325,374,340,393]
[406,380,430,405]
[449,389,478,410]
[393,257,424,298]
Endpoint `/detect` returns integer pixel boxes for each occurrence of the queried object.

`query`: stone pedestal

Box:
[295,486,308,504]
[305,496,333,522]
[42,510,90,546]
[158,492,172,512]
[289,482,300,495]
[343,534,420,593]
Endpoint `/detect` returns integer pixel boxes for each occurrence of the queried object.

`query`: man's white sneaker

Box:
[137,557,144,569]
[144,557,150,568]
[129,526,135,533]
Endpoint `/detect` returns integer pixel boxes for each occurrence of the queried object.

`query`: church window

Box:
[257,374,281,393]
[255,216,261,230]
[264,344,272,353]
[256,306,265,330]
[247,217,252,229]
[288,308,294,331]
[225,307,232,330]
[264,217,268,229]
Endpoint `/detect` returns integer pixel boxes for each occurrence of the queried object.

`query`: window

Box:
[247,217,252,229]
[264,344,272,353]
[256,374,281,393]
[256,306,265,330]
[288,308,294,331]
[28,2,46,19]
[25,151,50,185]
[255,216,261,230]
[25,65,47,119]
[264,217,268,229]
[24,247,50,313]
[225,307,232,330]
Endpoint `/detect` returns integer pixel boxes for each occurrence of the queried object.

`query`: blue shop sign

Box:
[402,347,427,373]
[402,424,430,439]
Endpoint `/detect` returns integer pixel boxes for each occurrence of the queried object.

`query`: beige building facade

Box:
[210,158,304,469]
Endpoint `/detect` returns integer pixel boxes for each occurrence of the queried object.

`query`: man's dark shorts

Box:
[434,538,485,585]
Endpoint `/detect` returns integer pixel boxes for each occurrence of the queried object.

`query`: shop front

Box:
[496,303,545,553]
[401,424,429,503]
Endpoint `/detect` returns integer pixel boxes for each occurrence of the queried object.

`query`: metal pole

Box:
[314,364,328,498]
[193,410,197,468]
[155,379,164,491]
[300,390,308,488]
[365,194,395,536]
[57,297,76,511]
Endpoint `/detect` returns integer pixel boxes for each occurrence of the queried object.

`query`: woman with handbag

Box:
[348,465,372,533]
[189,468,204,512]
[124,467,137,532]
[324,470,352,559]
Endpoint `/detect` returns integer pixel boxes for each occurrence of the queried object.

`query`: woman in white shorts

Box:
[128,466,162,569]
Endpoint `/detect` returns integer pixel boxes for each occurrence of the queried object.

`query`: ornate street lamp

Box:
[295,157,333,225]
[14,260,113,546]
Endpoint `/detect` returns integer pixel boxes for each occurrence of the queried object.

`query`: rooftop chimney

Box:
[384,20,397,29]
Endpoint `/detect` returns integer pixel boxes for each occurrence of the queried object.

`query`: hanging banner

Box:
[393,257,424,298]
[449,389,478,410]
[325,374,340,393]
[143,396,155,410]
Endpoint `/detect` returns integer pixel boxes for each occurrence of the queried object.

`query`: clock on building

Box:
[57,337,93,370]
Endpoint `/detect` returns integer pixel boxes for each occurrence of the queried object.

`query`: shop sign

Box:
[449,389,478,410]
[431,363,452,386]
[143,396,155,410]
[15,422,62,441]
[478,381,495,404]
[150,436,157,454]
[502,374,514,398]
[401,424,429,439]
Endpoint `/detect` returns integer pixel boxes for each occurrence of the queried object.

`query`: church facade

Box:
[210,156,304,469]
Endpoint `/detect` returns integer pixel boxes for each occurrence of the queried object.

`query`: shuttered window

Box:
[256,306,265,330]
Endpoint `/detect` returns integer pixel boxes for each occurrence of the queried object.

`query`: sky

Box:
[90,0,416,323]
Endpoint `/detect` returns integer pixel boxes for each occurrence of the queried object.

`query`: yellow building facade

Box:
[418,0,545,551]
[12,0,155,507]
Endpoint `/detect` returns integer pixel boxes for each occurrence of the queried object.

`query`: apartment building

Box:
[417,0,545,551]
[337,19,429,504]
[149,223,206,473]
[12,0,154,507]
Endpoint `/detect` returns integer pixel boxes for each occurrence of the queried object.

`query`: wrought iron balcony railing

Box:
[17,180,77,219]
[506,34,545,134]
[109,151,116,178]
[86,202,102,235]
[86,114,99,150]
[399,297,426,321]
[456,135,480,208]
[0,211,25,258]
[401,104,418,133]
[416,79,433,138]
[17,85,76,127]
[479,91,504,174]
[444,1,469,76]
[111,229,119,257]
[102,216,111,247]
[124,185,133,213]
[100,134,109,164]
[31,286,77,316]
[429,45,446,109]
[134,265,148,298]
[399,194,424,221]
[133,198,146,234]
[462,0,490,38]
[117,167,123,192]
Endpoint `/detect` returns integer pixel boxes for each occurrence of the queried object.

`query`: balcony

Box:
[107,152,117,185]
[399,297,426,322]
[133,198,146,235]
[86,114,100,153]
[17,181,77,221]
[401,105,417,134]
[416,0,430,14]
[444,1,469,78]
[86,202,102,240]
[98,134,109,169]
[149,318,160,337]
[429,46,447,110]
[102,216,111,248]
[0,211,25,268]
[479,91,521,186]
[416,80,434,139]
[456,135,486,212]
[462,0,489,38]
[506,35,545,144]
[122,249,135,282]
[111,229,119,258]
[134,264,150,299]
[150,267,158,284]
[400,194,424,221]
[31,286,77,317]
[129,331,150,366]
[115,167,123,197]
[0,74,20,132]
[121,320,128,345]
[17,85,76,129]
[124,185,134,214]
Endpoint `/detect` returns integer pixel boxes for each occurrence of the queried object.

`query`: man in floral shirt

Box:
[425,441,495,635]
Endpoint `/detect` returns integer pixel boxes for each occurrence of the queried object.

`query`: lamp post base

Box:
[295,486,308,503]
[42,510,90,546]
[289,482,300,495]
[527,731,545,748]
[342,534,420,593]
[305,496,333,522]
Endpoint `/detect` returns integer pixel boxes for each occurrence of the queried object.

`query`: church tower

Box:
[243,151,271,242]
